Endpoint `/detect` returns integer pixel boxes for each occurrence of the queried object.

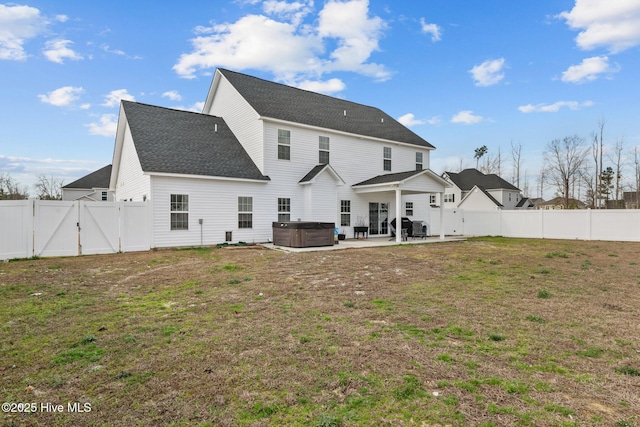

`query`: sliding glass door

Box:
[368,202,389,235]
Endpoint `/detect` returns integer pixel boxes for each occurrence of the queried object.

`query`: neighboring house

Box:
[109,68,450,247]
[62,165,114,201]
[437,168,526,210]
[536,197,587,210]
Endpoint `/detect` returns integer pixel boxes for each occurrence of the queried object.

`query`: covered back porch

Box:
[351,169,451,243]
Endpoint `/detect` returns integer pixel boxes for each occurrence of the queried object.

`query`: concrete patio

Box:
[262,235,466,253]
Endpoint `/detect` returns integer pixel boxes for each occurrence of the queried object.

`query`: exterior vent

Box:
[214,123,218,132]
[344,110,347,117]
[225,231,232,242]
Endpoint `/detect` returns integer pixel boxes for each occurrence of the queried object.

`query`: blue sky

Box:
[1,0,639,199]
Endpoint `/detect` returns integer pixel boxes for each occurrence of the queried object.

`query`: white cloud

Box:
[294,78,346,94]
[162,90,182,101]
[561,55,619,83]
[43,39,83,64]
[38,86,84,107]
[102,89,135,107]
[0,4,48,60]
[263,0,313,26]
[427,116,443,126]
[469,58,506,87]
[518,100,594,113]
[558,0,640,53]
[55,14,68,23]
[174,14,323,79]
[451,110,484,125]
[420,18,441,42]
[86,114,118,137]
[174,0,389,83]
[317,0,389,80]
[397,113,425,127]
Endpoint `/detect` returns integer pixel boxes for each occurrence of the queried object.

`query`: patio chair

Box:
[412,221,428,239]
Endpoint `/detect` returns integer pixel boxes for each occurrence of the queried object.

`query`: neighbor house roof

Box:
[516,197,535,208]
[444,168,519,192]
[122,101,269,181]
[63,164,112,189]
[217,69,434,149]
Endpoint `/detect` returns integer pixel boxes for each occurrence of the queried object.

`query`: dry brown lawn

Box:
[1,237,639,426]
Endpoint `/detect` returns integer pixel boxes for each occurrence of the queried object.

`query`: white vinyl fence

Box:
[1,200,149,260]
[429,207,640,242]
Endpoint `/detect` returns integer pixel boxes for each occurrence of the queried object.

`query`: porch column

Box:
[439,192,445,240]
[395,187,402,243]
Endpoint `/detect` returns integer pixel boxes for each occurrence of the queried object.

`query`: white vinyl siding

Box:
[207,75,265,172]
[150,176,270,247]
[115,123,150,201]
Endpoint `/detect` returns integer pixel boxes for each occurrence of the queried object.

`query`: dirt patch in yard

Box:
[1,238,639,426]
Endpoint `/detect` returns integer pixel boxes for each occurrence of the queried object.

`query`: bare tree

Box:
[511,140,522,189]
[593,117,606,207]
[0,173,29,199]
[543,135,589,209]
[34,175,64,200]
[538,168,547,199]
[609,137,624,203]
[633,146,640,209]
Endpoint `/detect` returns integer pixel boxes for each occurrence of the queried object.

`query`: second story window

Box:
[416,152,423,170]
[319,136,330,164]
[444,194,455,203]
[383,147,392,171]
[278,129,290,160]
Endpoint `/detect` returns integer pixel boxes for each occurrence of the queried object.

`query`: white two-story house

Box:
[437,168,531,210]
[109,68,450,247]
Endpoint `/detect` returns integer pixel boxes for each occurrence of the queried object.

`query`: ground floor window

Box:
[238,196,253,228]
[405,202,413,216]
[278,197,291,222]
[170,194,189,230]
[340,200,351,226]
[430,194,436,204]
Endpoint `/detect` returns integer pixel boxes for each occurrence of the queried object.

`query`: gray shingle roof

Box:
[353,170,425,186]
[122,101,269,181]
[63,164,112,189]
[299,164,329,183]
[219,69,434,149]
[445,168,519,191]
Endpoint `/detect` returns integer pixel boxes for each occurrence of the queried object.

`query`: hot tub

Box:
[272,222,335,248]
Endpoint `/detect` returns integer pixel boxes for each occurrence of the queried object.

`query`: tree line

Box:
[465,119,639,209]
[0,173,64,200]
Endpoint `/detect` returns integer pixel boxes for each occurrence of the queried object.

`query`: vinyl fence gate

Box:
[0,200,150,260]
